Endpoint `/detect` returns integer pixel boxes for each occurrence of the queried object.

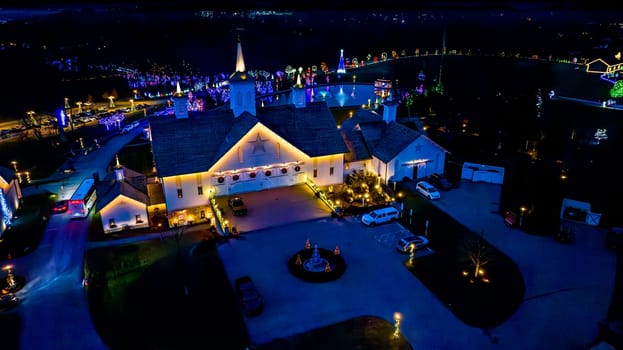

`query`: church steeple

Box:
[235,35,246,73]
[228,36,256,117]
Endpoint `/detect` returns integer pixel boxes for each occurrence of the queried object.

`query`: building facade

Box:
[149,41,348,227]
[0,166,22,237]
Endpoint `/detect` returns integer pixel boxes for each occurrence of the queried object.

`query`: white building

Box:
[0,166,22,237]
[95,162,150,234]
[340,98,448,183]
[149,40,348,227]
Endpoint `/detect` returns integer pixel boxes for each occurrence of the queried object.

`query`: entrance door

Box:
[412,166,418,180]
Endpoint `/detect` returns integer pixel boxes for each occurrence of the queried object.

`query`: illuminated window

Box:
[136,215,143,223]
[109,218,116,228]
[197,186,203,195]
[313,168,318,178]
[276,142,281,158]
[177,189,183,198]
[200,210,205,219]
[238,146,243,162]
[330,167,334,176]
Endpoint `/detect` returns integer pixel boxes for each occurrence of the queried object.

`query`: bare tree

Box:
[463,230,491,281]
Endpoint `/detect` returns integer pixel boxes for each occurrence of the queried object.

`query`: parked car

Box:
[396,235,430,254]
[228,196,248,216]
[415,181,441,200]
[234,276,264,316]
[428,173,453,191]
[360,206,399,226]
[51,200,68,214]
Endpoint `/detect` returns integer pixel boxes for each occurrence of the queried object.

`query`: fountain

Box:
[303,245,329,272]
[288,240,346,283]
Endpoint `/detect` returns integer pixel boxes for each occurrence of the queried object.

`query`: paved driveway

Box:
[214,184,333,233]
[218,181,617,350]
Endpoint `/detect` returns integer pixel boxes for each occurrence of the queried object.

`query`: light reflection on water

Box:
[260,83,379,108]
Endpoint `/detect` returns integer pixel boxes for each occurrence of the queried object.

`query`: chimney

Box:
[173,82,188,119]
[291,72,306,108]
[382,92,398,124]
[113,154,124,182]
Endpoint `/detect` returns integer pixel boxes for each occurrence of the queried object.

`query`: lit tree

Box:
[462,230,491,282]
[405,91,414,116]
[610,80,623,99]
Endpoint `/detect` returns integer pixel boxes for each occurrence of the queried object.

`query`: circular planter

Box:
[287,248,346,283]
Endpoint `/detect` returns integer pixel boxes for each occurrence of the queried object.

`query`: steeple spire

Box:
[176,81,183,95]
[235,35,246,73]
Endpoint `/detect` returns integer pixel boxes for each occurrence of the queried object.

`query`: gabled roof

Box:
[256,102,348,157]
[340,108,448,163]
[149,101,348,177]
[96,180,149,212]
[373,122,425,163]
[149,108,238,177]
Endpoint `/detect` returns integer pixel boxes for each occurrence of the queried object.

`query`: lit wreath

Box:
[232,174,240,181]
[281,168,288,174]
[294,165,301,172]
[265,170,272,176]
[249,172,256,178]
[217,177,224,183]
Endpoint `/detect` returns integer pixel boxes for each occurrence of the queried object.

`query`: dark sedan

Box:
[51,200,68,214]
[428,173,453,191]
[234,276,263,317]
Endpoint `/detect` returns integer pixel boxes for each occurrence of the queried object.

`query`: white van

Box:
[361,207,400,226]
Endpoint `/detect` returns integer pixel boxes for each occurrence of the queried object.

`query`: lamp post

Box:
[3,265,16,290]
[393,312,402,340]
[519,206,527,228]
[10,161,18,172]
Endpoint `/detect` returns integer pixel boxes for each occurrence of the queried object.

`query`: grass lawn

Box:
[0,193,56,259]
[395,185,526,329]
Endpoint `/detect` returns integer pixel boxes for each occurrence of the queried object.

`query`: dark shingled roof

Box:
[340,128,371,162]
[147,182,166,206]
[372,122,424,163]
[340,108,447,163]
[0,166,15,183]
[256,102,348,157]
[96,180,149,212]
[149,109,238,177]
[149,101,348,178]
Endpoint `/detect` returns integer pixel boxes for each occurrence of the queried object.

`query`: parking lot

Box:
[213,184,334,233]
[217,181,616,350]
